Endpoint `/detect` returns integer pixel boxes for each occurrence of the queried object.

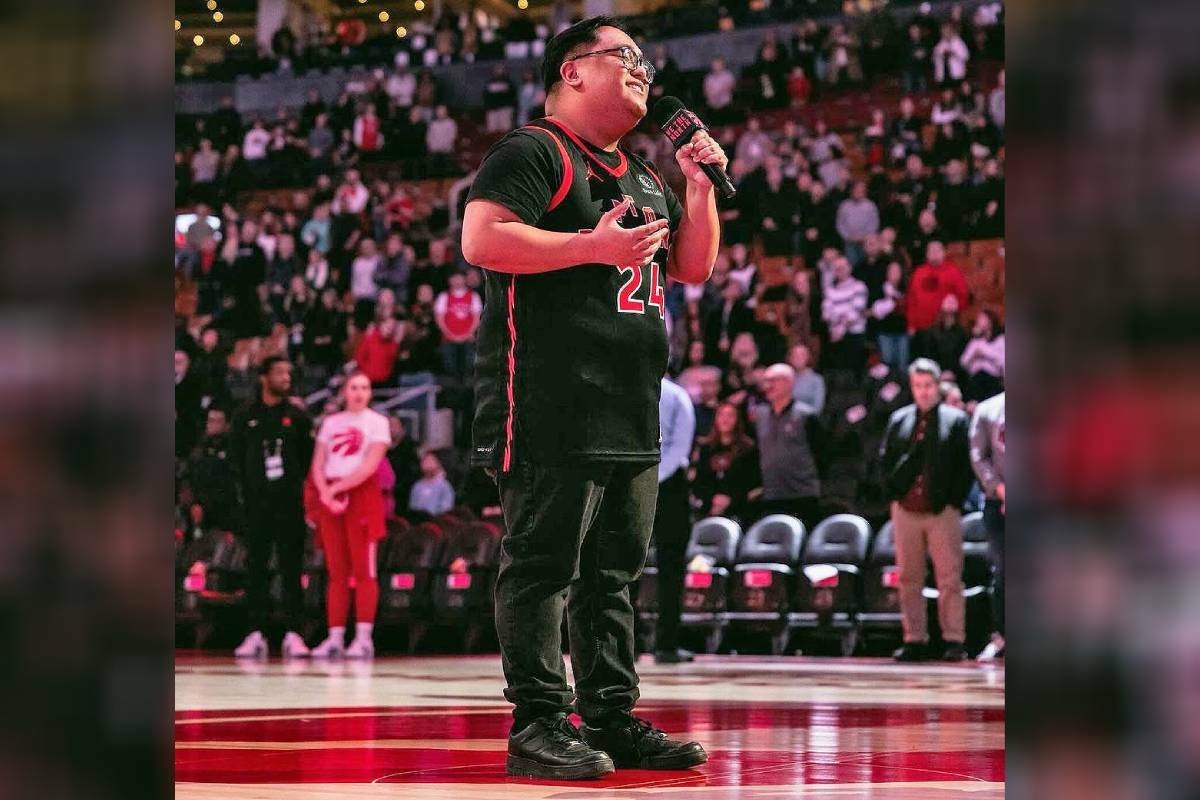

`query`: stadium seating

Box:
[858,520,901,643]
[430,519,502,652]
[726,514,806,655]
[786,514,871,656]
[679,516,742,654]
[377,518,442,653]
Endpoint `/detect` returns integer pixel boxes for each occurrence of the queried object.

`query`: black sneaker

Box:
[892,642,929,662]
[654,648,695,664]
[580,714,708,770]
[506,714,615,780]
[941,642,968,662]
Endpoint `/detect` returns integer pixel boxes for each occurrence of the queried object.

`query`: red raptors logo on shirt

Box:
[331,427,364,456]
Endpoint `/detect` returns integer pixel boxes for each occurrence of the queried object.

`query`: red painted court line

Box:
[175,747,1004,785]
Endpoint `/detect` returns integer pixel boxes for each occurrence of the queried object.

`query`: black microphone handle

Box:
[699,159,737,201]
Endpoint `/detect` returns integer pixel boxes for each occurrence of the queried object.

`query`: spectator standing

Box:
[932,23,970,86]
[702,57,736,123]
[906,241,968,333]
[787,66,811,108]
[753,363,826,530]
[426,104,458,155]
[299,87,326,133]
[352,103,384,155]
[434,271,483,382]
[300,202,332,256]
[880,359,973,662]
[835,181,880,267]
[182,407,239,534]
[190,139,220,203]
[691,402,760,520]
[821,256,869,372]
[209,95,244,150]
[734,117,772,173]
[913,293,969,378]
[230,357,315,659]
[175,350,205,458]
[988,69,1005,130]
[891,97,924,160]
[408,451,455,516]
[484,64,517,133]
[973,158,1005,238]
[386,416,421,514]
[242,119,272,179]
[307,114,336,172]
[303,287,347,372]
[872,261,910,371]
[959,310,1005,401]
[855,233,890,298]
[786,342,825,415]
[375,233,413,303]
[350,238,382,318]
[969,391,1005,661]
[353,317,403,385]
[902,23,931,94]
[385,66,417,111]
[653,377,696,664]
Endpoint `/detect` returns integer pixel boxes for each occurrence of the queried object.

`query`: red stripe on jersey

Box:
[522,125,574,212]
[502,277,518,472]
[542,117,628,179]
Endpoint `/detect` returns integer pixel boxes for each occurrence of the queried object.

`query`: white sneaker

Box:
[977,634,1005,661]
[234,631,267,659]
[344,636,374,659]
[282,632,310,658]
[310,635,345,659]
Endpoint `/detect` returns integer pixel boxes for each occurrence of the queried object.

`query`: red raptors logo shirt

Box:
[331,427,364,456]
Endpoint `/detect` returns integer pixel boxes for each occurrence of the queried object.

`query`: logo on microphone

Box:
[662,109,706,146]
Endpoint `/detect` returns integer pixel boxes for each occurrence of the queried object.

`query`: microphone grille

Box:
[650,96,686,128]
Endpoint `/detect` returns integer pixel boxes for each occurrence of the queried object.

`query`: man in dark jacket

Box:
[228,356,315,659]
[879,358,972,662]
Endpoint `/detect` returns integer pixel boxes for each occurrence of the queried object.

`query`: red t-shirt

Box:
[435,289,482,342]
[905,261,968,332]
[353,329,399,384]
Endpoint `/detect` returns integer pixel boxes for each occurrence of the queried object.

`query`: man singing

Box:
[462,16,724,780]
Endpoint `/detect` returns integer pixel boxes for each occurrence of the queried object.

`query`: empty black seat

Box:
[679,516,742,653]
[787,514,872,655]
[727,515,806,654]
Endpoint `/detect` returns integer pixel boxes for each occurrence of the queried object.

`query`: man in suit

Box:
[879,358,973,662]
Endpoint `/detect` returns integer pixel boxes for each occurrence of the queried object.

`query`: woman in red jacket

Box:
[308,372,391,658]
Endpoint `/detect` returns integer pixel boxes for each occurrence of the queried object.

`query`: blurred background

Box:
[0,0,1197,796]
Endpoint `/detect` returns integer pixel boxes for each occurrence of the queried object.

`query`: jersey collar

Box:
[541,117,629,179]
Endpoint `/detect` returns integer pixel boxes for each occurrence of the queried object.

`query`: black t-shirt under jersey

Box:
[466,117,684,470]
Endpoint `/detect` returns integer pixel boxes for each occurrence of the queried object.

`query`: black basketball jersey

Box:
[467,117,684,470]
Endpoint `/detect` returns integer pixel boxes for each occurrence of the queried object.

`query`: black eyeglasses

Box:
[565,45,656,83]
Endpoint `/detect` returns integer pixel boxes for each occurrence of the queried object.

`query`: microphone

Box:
[650,96,736,201]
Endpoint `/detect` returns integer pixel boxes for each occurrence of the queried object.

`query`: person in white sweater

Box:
[821,255,869,371]
[933,23,970,86]
[959,309,1005,401]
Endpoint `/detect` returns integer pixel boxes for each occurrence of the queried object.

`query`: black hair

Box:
[541,15,633,94]
[258,355,291,376]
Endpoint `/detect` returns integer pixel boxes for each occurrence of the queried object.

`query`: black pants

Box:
[652,469,691,653]
[244,502,306,633]
[494,460,658,732]
[983,498,1005,635]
